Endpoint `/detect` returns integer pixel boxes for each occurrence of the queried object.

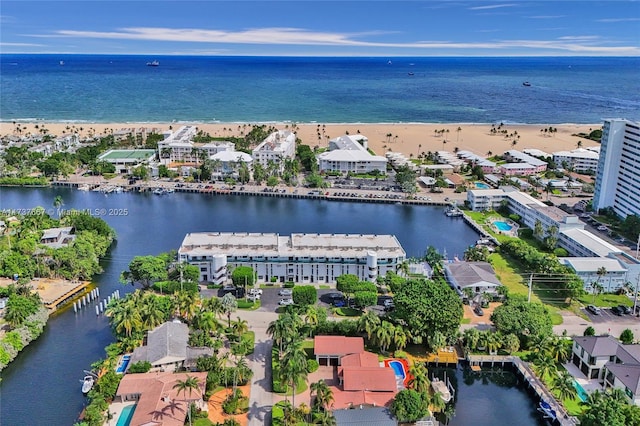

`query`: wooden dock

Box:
[30,278,91,312]
[424,346,462,366]
[467,355,578,426]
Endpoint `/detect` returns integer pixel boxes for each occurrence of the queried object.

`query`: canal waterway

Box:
[0,187,484,424]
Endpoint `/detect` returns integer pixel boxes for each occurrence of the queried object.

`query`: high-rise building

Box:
[593,119,640,218]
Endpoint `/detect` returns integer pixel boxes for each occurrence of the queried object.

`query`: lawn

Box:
[237,300,260,310]
[334,307,362,317]
[489,253,563,325]
[578,293,632,307]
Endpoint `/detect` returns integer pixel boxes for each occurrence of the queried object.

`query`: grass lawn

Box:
[489,253,563,325]
[237,300,260,310]
[578,293,632,307]
[334,307,362,317]
[461,318,471,324]
[319,285,330,289]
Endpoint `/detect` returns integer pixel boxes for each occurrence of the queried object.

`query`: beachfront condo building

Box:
[178,232,406,285]
[251,130,296,172]
[157,125,237,165]
[552,148,600,173]
[593,119,640,219]
[318,135,387,174]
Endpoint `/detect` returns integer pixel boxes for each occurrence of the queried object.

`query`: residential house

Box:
[445,261,501,295]
[40,227,75,248]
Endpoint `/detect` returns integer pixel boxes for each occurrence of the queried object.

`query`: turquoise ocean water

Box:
[1,55,638,124]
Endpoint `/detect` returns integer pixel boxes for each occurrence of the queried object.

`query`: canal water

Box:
[432,366,546,426]
[0,187,486,424]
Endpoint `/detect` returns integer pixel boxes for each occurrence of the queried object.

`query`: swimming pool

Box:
[116,354,131,374]
[573,380,588,402]
[475,182,490,189]
[389,360,406,379]
[493,221,513,231]
[116,404,136,426]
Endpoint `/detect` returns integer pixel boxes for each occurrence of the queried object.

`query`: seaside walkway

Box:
[467,355,578,426]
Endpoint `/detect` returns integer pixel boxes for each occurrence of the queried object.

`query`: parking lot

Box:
[582,306,639,324]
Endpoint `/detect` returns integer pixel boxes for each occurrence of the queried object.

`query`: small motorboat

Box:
[81,375,95,394]
[146,60,160,67]
[538,400,557,420]
[523,81,531,87]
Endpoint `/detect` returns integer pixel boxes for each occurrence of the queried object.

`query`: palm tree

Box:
[53,195,64,218]
[268,313,301,354]
[232,317,249,336]
[375,321,395,352]
[220,293,238,328]
[428,331,446,353]
[173,375,202,426]
[357,310,380,341]
[548,337,570,363]
[393,325,409,351]
[310,379,333,411]
[552,370,578,402]
[430,391,447,413]
[532,354,558,381]
[463,328,480,351]
[408,362,431,393]
[487,332,502,355]
[280,340,309,408]
[140,293,167,329]
[315,411,337,426]
[304,305,319,338]
[596,266,608,292]
[202,297,224,319]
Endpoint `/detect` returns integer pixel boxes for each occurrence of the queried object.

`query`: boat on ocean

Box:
[538,400,557,421]
[59,60,65,66]
[523,81,531,87]
[81,375,94,394]
[408,72,415,76]
[146,60,160,67]
[444,205,463,217]
[153,187,166,195]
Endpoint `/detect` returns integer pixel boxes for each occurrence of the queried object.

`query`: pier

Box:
[467,355,578,426]
[30,278,91,312]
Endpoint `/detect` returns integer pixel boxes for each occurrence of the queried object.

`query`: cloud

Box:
[468,3,516,10]
[596,17,640,23]
[0,42,44,47]
[34,26,640,55]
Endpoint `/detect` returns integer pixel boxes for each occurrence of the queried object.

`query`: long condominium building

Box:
[318,135,387,174]
[251,130,296,171]
[178,232,406,285]
[593,119,640,218]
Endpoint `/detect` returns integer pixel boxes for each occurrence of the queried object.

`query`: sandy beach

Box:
[0,121,601,159]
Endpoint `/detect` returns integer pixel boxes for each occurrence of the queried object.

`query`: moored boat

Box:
[538,400,557,420]
[81,375,94,394]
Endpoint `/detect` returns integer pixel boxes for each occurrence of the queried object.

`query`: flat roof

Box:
[561,228,622,257]
[559,257,627,273]
[98,149,155,160]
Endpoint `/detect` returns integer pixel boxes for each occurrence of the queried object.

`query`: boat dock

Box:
[424,346,463,366]
[467,355,578,426]
[30,278,91,312]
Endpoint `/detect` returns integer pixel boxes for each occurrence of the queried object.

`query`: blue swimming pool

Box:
[573,380,588,402]
[116,354,131,374]
[116,404,136,426]
[475,182,490,189]
[494,221,513,232]
[389,360,406,379]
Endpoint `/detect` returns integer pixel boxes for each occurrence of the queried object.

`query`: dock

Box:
[424,346,463,366]
[467,355,578,426]
[30,278,91,312]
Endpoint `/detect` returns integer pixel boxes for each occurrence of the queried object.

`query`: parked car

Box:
[383,299,394,307]
[473,305,484,316]
[332,298,346,307]
[278,298,294,306]
[618,305,632,315]
[248,288,263,295]
[611,306,624,316]
[278,288,293,296]
[597,225,608,231]
[247,294,260,302]
[586,305,601,315]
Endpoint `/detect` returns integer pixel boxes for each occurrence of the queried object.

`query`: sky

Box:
[1,1,639,56]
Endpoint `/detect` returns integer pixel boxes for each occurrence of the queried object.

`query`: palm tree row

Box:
[356,310,410,353]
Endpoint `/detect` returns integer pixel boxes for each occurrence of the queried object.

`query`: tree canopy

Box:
[390,389,430,422]
[490,296,553,347]
[391,278,462,342]
[120,255,168,289]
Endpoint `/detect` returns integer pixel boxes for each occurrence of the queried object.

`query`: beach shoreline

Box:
[0,121,601,160]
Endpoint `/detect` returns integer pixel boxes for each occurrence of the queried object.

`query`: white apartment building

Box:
[559,257,628,293]
[157,125,236,165]
[553,148,600,173]
[318,135,387,174]
[456,150,497,173]
[178,232,406,285]
[593,119,640,218]
[251,130,296,172]
[503,150,548,173]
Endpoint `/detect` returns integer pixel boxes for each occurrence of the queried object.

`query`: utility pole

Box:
[180,262,183,292]
[634,274,640,316]
[528,273,533,303]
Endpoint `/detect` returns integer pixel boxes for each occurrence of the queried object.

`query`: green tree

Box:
[502,333,520,354]
[407,362,430,394]
[231,266,255,291]
[173,375,202,426]
[395,165,417,194]
[120,256,168,289]
[532,354,557,381]
[279,340,309,408]
[221,293,238,328]
[357,310,381,342]
[584,326,596,336]
[310,379,333,411]
[552,370,578,402]
[292,285,317,306]
[392,278,463,343]
[390,389,430,423]
[490,297,553,347]
[620,328,634,344]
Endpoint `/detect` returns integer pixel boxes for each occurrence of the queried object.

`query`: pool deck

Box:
[563,362,603,395]
[105,402,135,426]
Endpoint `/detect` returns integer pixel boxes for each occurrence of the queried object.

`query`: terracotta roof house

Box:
[314,336,365,366]
[130,321,213,372]
[114,371,208,426]
[572,335,640,405]
[445,261,501,295]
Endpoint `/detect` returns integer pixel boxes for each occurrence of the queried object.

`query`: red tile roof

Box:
[329,387,397,410]
[342,367,398,392]
[340,352,380,368]
[314,336,364,356]
[115,371,207,426]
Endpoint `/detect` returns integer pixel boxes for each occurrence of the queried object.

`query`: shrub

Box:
[620,329,634,344]
[284,281,295,288]
[153,280,198,294]
[583,326,596,336]
[128,361,152,373]
[293,285,317,306]
[307,359,319,373]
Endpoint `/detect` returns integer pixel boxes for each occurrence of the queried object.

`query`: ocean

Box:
[1,55,638,124]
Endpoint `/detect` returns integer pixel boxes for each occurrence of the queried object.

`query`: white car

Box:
[247,294,261,302]
[248,288,263,295]
[278,289,293,296]
[278,298,294,306]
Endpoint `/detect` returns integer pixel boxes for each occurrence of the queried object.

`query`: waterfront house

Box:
[40,226,75,248]
[314,336,365,366]
[130,321,213,372]
[572,335,640,405]
[333,407,397,426]
[444,261,501,295]
[114,371,208,426]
